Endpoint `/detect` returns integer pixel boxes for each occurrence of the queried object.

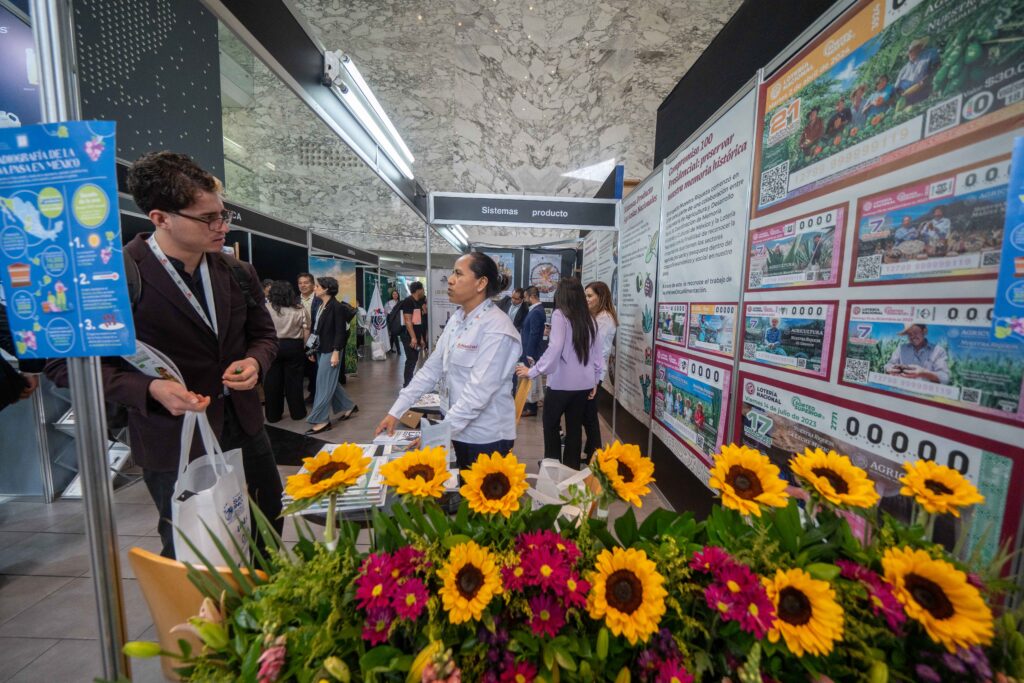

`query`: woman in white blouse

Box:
[583,280,618,457]
[375,252,522,469]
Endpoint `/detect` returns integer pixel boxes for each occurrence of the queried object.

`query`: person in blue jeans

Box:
[305,276,358,435]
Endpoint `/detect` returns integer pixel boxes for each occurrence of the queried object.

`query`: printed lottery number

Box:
[843,416,969,474]
[962,163,1009,189]
[688,361,721,385]
[778,305,825,317]
[796,211,835,230]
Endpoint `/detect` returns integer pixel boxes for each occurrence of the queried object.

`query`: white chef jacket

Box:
[595,311,617,383]
[388,301,523,443]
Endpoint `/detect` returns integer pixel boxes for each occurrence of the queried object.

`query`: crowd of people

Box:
[6,150,621,560]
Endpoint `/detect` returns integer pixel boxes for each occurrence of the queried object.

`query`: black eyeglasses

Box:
[169,209,240,230]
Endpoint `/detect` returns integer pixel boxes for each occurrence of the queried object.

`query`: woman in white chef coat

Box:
[375,252,523,468]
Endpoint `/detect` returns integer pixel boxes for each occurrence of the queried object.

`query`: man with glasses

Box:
[45,151,282,558]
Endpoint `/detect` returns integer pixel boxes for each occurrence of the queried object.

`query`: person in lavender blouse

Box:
[516,277,601,469]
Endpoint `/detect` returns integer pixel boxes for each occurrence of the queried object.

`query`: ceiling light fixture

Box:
[452,224,469,242]
[322,51,415,180]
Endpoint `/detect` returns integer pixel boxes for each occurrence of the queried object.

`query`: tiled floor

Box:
[0,352,669,682]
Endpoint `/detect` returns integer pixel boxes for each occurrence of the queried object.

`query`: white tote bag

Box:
[172,411,250,565]
[526,460,592,523]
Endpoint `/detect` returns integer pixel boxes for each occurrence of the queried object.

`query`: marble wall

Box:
[222,0,740,253]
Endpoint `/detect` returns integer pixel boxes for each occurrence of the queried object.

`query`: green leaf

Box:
[588,519,620,549]
[553,645,576,671]
[542,643,555,671]
[425,503,450,537]
[805,563,840,581]
[442,534,472,548]
[240,638,262,680]
[360,646,403,674]
[530,504,562,531]
[614,507,639,547]
[234,607,259,631]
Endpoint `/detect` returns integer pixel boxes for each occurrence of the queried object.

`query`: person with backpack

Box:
[44,151,282,558]
[396,282,426,386]
[385,288,402,355]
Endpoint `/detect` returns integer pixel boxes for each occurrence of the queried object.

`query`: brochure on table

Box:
[651,85,757,475]
[739,0,1024,558]
[613,170,661,426]
[0,121,135,358]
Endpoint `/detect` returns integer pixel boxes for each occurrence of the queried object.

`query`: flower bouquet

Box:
[122,441,1024,682]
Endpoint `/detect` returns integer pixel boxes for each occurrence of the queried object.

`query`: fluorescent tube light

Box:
[337,84,414,179]
[452,224,469,242]
[341,55,415,164]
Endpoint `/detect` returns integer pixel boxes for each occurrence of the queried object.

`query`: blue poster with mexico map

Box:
[0,121,135,358]
[993,137,1024,344]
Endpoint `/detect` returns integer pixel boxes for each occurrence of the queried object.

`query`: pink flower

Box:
[528,593,565,637]
[562,572,590,608]
[355,572,396,610]
[391,546,426,578]
[85,137,105,162]
[703,564,775,639]
[498,660,538,683]
[516,530,581,563]
[836,560,906,632]
[361,607,393,645]
[256,637,286,683]
[689,546,733,577]
[393,578,429,620]
[502,563,528,591]
[523,547,569,592]
[654,660,694,683]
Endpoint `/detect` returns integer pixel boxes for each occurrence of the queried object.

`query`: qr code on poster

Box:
[960,387,982,405]
[843,359,870,384]
[796,358,807,369]
[749,269,763,289]
[982,250,1000,267]
[925,96,962,137]
[759,161,789,206]
[855,254,882,281]
[743,342,757,360]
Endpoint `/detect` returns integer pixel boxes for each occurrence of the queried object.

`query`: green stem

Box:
[325,491,338,551]
[924,512,936,542]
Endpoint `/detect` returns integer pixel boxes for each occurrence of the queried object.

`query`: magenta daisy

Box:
[734,584,775,638]
[836,559,906,632]
[354,571,395,610]
[562,572,590,608]
[391,546,426,577]
[523,547,569,592]
[654,660,695,683]
[528,593,566,637]
[498,660,538,683]
[689,545,733,577]
[361,607,393,645]
[502,563,528,591]
[392,577,429,620]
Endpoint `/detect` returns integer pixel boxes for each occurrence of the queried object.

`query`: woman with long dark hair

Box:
[376,252,522,469]
[583,280,618,456]
[305,276,358,435]
[264,280,309,422]
[516,276,601,468]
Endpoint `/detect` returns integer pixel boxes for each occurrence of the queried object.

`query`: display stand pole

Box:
[425,221,432,351]
[30,0,130,678]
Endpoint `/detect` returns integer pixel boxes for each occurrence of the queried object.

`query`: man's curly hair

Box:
[126,151,222,214]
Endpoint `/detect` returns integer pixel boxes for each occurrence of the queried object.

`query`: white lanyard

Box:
[312,301,326,334]
[147,235,218,336]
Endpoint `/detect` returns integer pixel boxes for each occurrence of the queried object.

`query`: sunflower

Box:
[789,447,879,508]
[594,441,655,507]
[438,541,502,624]
[460,452,529,518]
[380,446,450,498]
[762,567,844,657]
[709,444,789,517]
[587,547,667,644]
[285,443,371,500]
[899,460,984,517]
[882,547,993,652]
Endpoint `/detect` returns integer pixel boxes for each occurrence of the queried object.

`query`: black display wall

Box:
[73,0,224,177]
[654,0,835,167]
[250,234,307,283]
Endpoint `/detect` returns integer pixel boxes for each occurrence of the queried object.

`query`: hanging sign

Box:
[429,192,618,229]
[0,121,135,358]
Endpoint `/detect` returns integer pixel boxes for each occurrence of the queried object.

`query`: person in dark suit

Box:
[519,286,545,416]
[305,276,358,435]
[44,151,282,558]
[502,288,528,331]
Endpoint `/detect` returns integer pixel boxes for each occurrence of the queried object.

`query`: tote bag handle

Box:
[178,411,231,479]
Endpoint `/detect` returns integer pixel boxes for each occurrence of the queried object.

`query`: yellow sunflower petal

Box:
[586,547,667,645]
[763,567,844,657]
[789,447,879,508]
[595,441,656,507]
[709,444,789,517]
[437,541,502,624]
[380,446,450,498]
[899,460,984,517]
[459,452,529,518]
[882,546,993,652]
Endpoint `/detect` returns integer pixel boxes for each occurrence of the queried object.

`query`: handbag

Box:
[172,411,250,565]
[304,333,320,354]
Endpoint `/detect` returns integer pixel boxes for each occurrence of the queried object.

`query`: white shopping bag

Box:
[526,460,592,522]
[172,411,250,565]
[371,339,388,361]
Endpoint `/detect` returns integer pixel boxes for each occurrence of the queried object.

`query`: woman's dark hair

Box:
[554,277,596,366]
[317,276,339,298]
[268,280,297,314]
[463,251,509,298]
[586,281,618,326]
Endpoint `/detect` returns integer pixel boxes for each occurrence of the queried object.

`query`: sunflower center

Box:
[905,573,954,620]
[404,464,435,481]
[725,466,764,499]
[616,461,635,483]
[777,587,812,626]
[606,569,644,614]
[481,472,512,500]
[811,467,849,494]
[923,479,953,496]
[456,564,484,600]
[309,461,348,484]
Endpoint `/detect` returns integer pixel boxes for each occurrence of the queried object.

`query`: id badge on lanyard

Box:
[146,235,218,335]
